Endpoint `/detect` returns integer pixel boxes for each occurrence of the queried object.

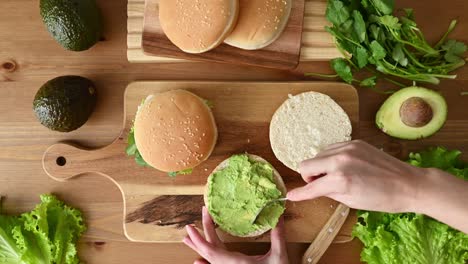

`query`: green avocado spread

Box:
[207,154,285,236]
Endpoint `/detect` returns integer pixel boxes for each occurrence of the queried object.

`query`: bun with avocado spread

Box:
[126,90,217,176]
[205,154,286,237]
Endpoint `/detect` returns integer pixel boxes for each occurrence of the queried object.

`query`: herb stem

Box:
[365,66,407,87]
[304,73,338,79]
[434,20,458,49]
[384,77,407,87]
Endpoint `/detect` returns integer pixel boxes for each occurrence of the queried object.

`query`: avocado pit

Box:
[399,97,433,128]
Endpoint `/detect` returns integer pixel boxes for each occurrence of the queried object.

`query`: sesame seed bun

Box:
[224,0,292,50]
[134,90,217,172]
[159,0,239,54]
[204,154,286,238]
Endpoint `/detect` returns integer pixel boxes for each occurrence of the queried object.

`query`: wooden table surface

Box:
[0,0,466,263]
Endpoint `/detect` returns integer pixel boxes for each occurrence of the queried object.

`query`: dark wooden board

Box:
[141,0,305,69]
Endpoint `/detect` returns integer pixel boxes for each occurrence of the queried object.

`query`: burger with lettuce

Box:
[126,89,217,177]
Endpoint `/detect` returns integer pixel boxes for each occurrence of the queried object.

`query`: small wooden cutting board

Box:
[127,0,342,63]
[141,0,305,69]
[42,81,358,243]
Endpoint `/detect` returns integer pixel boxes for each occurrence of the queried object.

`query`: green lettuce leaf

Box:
[408,147,468,180]
[126,125,151,168]
[353,147,468,264]
[0,194,86,264]
[168,168,194,178]
[0,216,24,264]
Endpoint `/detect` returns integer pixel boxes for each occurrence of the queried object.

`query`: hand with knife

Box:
[288,140,468,234]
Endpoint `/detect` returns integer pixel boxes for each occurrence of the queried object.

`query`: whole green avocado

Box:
[40,0,103,51]
[33,76,97,132]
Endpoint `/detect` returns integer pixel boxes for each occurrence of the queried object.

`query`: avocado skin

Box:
[33,76,97,132]
[40,0,102,51]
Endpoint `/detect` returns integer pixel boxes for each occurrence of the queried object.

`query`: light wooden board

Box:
[127,0,341,63]
[42,81,358,243]
[142,0,305,69]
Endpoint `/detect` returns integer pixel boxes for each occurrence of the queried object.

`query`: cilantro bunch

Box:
[312,0,467,90]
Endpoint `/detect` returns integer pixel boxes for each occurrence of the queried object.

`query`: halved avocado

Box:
[376,87,447,140]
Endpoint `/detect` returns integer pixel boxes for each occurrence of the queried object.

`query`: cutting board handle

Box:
[42,142,123,181]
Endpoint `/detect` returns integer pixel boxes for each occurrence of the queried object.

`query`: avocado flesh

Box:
[376,86,447,140]
[40,0,102,51]
[207,154,285,236]
[33,76,97,132]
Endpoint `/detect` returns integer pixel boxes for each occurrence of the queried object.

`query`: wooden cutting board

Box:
[127,0,341,63]
[141,0,304,69]
[42,81,358,243]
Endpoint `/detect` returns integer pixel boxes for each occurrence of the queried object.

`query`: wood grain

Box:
[128,0,342,63]
[141,0,305,69]
[302,204,350,264]
[1,0,467,262]
[42,81,359,243]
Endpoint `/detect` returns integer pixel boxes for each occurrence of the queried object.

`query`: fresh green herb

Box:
[126,126,151,167]
[353,147,468,264]
[168,168,193,178]
[331,58,354,84]
[360,76,377,87]
[442,39,468,63]
[325,0,350,26]
[370,40,386,60]
[308,0,467,90]
[203,100,214,108]
[371,0,394,15]
[356,47,369,68]
[0,194,86,264]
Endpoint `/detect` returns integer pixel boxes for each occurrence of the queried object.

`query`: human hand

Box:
[287,140,428,213]
[183,207,289,264]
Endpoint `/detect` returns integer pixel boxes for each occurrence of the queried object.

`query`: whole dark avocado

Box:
[33,76,97,132]
[40,0,102,51]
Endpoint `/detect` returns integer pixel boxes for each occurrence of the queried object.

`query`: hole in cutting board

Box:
[56,156,67,166]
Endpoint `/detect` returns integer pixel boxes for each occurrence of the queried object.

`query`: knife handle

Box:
[302,203,350,264]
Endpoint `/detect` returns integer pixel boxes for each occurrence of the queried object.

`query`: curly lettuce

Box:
[353,147,468,264]
[0,194,86,264]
